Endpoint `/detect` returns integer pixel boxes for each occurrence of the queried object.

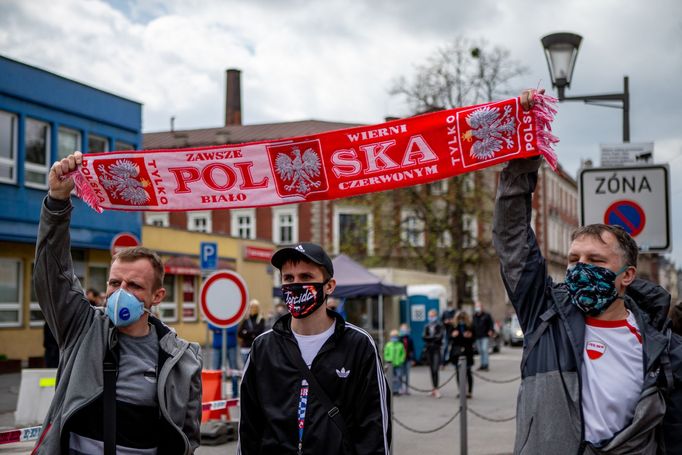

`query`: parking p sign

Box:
[200,242,218,270]
[579,165,670,252]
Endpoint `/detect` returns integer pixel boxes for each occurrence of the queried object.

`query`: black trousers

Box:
[426,347,441,388]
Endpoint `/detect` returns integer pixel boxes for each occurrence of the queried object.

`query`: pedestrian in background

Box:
[440,305,456,367]
[238,299,265,364]
[42,322,59,368]
[266,301,288,329]
[670,301,682,336]
[85,288,100,306]
[472,301,494,371]
[209,323,240,398]
[399,323,415,395]
[422,308,444,398]
[450,311,475,398]
[384,329,407,396]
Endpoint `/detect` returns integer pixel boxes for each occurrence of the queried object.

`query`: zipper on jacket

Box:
[156,341,192,453]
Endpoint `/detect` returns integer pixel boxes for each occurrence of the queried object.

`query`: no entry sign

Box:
[579,165,670,252]
[200,270,249,328]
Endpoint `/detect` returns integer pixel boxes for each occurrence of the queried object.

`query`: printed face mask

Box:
[565,262,628,316]
[106,288,150,327]
[281,281,328,319]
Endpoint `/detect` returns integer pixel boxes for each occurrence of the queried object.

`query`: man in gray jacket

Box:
[32,151,202,454]
[493,90,681,454]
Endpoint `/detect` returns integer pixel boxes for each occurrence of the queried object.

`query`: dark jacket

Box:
[238,315,266,348]
[32,197,202,454]
[400,335,415,362]
[422,320,444,350]
[238,311,391,454]
[472,311,494,339]
[493,159,681,455]
[449,322,475,366]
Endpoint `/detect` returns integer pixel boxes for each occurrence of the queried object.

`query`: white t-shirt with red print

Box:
[581,310,644,444]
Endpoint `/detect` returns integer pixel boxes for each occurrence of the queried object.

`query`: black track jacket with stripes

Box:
[238,310,391,454]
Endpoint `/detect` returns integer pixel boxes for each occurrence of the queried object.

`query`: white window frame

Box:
[231,208,256,239]
[430,179,448,196]
[57,126,81,160]
[87,133,109,153]
[159,274,177,323]
[462,214,478,248]
[24,117,51,189]
[0,258,23,328]
[181,275,198,322]
[146,212,170,227]
[187,211,212,233]
[0,110,18,184]
[400,208,425,247]
[333,206,374,255]
[272,206,298,245]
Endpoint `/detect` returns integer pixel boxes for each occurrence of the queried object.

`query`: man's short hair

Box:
[112,247,165,290]
[571,224,638,268]
[86,288,98,297]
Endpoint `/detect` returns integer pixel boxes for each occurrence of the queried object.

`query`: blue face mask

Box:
[399,328,409,336]
[106,288,150,327]
[390,336,399,342]
[428,315,438,323]
[565,262,629,316]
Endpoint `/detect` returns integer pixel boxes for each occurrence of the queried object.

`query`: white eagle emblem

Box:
[462,105,516,160]
[274,147,322,194]
[98,159,151,205]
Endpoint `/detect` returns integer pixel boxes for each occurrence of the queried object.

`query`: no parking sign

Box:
[579,165,670,252]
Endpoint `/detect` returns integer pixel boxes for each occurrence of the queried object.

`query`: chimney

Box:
[225,69,242,126]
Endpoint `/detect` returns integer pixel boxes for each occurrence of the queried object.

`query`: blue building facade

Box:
[0,56,142,355]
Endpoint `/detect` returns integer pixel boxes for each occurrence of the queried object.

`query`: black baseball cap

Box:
[271,242,334,277]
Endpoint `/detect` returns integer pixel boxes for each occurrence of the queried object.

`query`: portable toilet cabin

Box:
[401,284,447,363]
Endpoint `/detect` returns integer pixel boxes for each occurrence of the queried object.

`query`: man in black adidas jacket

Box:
[238,242,391,454]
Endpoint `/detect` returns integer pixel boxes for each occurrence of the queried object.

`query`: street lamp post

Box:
[541,32,630,143]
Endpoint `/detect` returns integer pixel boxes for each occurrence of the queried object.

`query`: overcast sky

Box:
[2,0,681,266]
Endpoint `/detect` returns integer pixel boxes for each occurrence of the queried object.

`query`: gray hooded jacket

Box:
[493,159,679,455]
[31,198,202,454]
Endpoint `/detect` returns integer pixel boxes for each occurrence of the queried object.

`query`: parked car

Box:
[502,314,524,347]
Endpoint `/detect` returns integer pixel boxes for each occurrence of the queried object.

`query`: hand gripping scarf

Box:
[70,92,558,213]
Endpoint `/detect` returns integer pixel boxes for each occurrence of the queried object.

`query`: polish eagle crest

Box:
[274,147,322,194]
[462,105,516,160]
[98,159,151,205]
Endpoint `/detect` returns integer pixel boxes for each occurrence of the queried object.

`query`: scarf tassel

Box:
[530,91,560,171]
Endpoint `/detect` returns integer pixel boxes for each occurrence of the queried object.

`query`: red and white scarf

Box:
[72,93,558,213]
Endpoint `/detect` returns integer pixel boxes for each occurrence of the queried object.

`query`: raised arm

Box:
[492,158,550,334]
[34,152,94,348]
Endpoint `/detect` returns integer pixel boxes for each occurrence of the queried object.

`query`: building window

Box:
[400,209,425,247]
[146,212,169,227]
[88,134,109,153]
[115,141,135,151]
[0,258,22,327]
[231,209,256,239]
[462,214,478,248]
[0,110,18,184]
[182,275,197,321]
[333,206,374,256]
[58,127,81,160]
[272,206,298,244]
[25,118,50,189]
[188,211,212,233]
[159,274,177,322]
[430,179,448,196]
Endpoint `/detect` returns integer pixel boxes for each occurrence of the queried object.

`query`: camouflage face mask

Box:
[565,262,629,316]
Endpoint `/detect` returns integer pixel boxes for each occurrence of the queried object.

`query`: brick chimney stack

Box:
[225,69,242,126]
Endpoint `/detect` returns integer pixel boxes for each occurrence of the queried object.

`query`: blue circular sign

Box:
[604,200,646,237]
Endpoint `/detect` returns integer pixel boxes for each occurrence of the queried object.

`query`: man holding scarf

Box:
[31,151,202,454]
[238,242,391,454]
[493,90,682,455]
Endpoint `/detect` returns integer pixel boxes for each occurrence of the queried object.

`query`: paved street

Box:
[1,347,522,454]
